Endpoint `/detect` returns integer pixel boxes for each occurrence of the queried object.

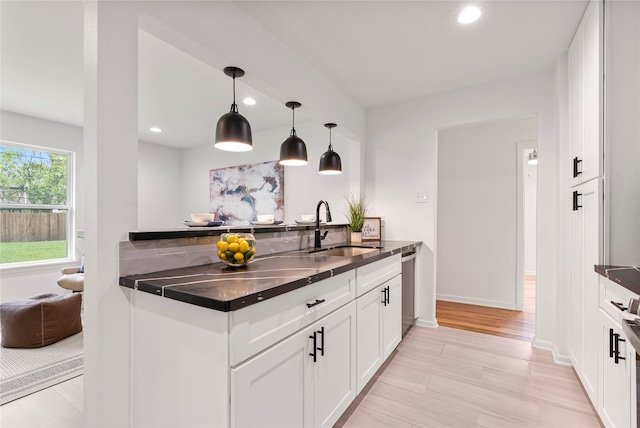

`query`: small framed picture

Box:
[362,217,382,241]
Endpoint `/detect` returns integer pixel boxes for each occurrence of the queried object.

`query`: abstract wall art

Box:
[209,161,285,225]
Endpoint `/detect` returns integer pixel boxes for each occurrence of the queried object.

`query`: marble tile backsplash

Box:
[119,227,349,276]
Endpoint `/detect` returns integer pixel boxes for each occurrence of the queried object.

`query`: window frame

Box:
[0,139,76,269]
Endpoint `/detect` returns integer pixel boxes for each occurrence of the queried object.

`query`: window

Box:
[0,141,74,265]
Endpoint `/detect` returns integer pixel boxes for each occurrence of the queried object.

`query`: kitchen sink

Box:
[307,245,381,257]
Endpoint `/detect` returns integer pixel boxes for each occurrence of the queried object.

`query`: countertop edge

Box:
[595,264,640,295]
[120,241,421,312]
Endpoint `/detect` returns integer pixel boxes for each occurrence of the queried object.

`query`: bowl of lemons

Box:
[217,233,257,267]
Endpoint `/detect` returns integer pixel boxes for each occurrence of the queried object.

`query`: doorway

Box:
[435,115,537,342]
[520,144,538,320]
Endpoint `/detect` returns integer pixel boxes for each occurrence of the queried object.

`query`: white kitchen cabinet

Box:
[569,178,602,405]
[356,273,402,393]
[355,253,401,297]
[231,301,357,428]
[382,274,402,359]
[229,270,355,365]
[598,308,635,428]
[568,0,602,187]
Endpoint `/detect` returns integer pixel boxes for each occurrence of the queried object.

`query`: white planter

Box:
[350,232,362,243]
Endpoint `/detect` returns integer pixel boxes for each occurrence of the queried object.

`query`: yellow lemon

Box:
[228,242,240,253]
[251,247,256,255]
[226,234,238,244]
[219,252,226,260]
[239,241,250,253]
[234,252,244,262]
[218,241,228,252]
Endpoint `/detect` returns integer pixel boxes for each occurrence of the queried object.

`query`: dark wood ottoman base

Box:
[0,293,82,348]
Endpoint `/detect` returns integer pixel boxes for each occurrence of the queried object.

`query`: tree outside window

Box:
[0,143,73,265]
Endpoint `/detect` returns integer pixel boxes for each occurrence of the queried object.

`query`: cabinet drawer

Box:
[600,275,639,322]
[356,254,401,297]
[229,270,355,366]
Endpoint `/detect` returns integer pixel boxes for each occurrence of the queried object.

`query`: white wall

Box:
[524,148,538,275]
[366,69,559,349]
[436,115,537,309]
[180,121,354,225]
[0,111,84,303]
[138,140,183,229]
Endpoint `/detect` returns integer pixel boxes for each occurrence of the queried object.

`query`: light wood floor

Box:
[339,325,602,427]
[3,275,601,428]
[435,274,537,342]
[0,374,83,427]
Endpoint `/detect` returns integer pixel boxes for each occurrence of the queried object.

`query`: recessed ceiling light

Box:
[458,6,481,24]
[243,97,256,106]
[150,127,162,133]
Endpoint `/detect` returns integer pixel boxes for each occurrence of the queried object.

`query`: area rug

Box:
[0,331,83,405]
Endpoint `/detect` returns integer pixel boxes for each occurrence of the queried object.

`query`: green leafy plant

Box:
[344,193,368,232]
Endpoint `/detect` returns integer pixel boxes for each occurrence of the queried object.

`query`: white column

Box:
[83,1,138,426]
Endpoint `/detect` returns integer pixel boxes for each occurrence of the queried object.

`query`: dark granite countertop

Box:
[120,240,421,312]
[595,265,640,295]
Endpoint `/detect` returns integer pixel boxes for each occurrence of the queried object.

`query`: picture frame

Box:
[362,217,382,241]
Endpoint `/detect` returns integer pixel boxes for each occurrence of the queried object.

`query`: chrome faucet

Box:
[314,200,333,249]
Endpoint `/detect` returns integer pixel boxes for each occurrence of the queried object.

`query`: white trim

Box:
[532,337,572,366]
[436,294,518,311]
[516,139,537,312]
[415,318,439,328]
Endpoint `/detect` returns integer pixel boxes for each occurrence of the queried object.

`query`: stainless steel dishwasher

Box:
[401,248,417,336]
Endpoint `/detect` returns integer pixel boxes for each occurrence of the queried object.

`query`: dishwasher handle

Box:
[401,250,417,262]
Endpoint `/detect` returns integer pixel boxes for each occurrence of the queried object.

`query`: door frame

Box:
[516,140,537,311]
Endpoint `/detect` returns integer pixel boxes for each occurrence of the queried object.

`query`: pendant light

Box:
[215,67,253,152]
[528,148,538,165]
[279,101,308,166]
[319,123,342,175]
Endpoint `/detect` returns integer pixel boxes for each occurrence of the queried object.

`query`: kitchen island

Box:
[119,225,421,427]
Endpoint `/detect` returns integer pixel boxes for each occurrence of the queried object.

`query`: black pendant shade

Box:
[215,67,253,152]
[279,101,308,166]
[319,123,342,175]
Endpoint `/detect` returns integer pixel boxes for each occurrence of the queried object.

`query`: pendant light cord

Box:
[290,105,297,137]
[328,126,333,151]
[230,73,238,113]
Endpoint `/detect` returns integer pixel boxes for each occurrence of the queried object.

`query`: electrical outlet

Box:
[415,192,427,203]
[77,230,84,238]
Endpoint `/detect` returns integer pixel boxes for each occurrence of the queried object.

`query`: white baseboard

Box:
[415,318,438,328]
[532,337,571,366]
[436,294,518,311]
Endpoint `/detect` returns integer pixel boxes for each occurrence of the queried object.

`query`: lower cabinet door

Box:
[231,323,314,428]
[599,310,631,428]
[312,301,357,428]
[356,284,384,393]
[232,301,357,428]
[382,275,402,359]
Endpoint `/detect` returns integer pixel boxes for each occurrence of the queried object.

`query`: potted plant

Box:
[344,193,368,243]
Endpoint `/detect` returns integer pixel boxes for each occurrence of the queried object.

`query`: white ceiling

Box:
[1,0,588,148]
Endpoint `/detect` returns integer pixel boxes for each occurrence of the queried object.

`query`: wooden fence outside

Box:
[1,211,67,242]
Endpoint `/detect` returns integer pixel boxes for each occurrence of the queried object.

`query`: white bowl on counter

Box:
[191,213,216,222]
